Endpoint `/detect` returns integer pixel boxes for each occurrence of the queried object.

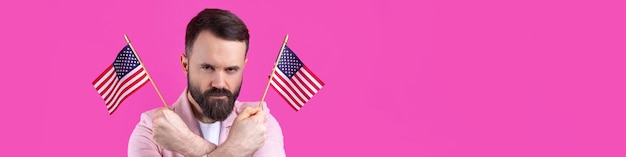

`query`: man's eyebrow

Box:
[199,63,214,68]
[199,63,240,70]
[225,66,241,70]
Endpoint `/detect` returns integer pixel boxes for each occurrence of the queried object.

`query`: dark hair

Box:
[185,8,250,56]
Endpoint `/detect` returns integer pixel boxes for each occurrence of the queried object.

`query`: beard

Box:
[188,80,241,122]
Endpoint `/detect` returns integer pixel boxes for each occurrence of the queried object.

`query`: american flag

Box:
[270,45,324,111]
[92,45,149,114]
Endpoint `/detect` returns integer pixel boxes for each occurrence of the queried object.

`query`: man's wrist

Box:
[206,139,248,157]
[181,132,215,157]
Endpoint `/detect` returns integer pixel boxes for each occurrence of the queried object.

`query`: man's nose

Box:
[211,72,226,89]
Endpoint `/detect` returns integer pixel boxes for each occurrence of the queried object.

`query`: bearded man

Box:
[128,8,286,157]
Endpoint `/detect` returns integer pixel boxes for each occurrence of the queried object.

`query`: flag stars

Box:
[277,46,303,78]
[113,45,142,79]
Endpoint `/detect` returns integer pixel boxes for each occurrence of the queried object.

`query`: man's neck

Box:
[187,92,217,124]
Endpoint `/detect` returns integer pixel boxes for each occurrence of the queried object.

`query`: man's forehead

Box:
[190,31,246,64]
[189,52,245,67]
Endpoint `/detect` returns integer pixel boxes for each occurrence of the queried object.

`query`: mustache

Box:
[205,88,233,97]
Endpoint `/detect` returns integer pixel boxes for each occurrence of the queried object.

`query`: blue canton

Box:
[277,45,303,78]
[113,45,141,79]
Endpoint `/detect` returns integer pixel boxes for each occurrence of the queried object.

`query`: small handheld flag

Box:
[259,34,325,111]
[92,34,169,115]
[270,45,325,111]
[92,45,149,114]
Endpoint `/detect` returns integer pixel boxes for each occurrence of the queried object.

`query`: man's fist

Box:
[224,106,267,156]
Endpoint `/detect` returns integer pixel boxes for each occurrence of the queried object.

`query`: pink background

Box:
[1,0,625,156]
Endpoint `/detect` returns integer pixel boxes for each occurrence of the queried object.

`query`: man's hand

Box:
[152,108,215,157]
[222,106,267,156]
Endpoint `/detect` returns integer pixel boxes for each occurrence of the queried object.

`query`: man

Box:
[128,8,286,157]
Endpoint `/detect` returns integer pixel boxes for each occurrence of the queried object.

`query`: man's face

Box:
[183,30,247,122]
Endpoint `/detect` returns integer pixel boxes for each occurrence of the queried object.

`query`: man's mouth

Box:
[209,95,228,99]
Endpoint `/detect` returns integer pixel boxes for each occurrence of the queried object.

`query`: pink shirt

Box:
[128,90,286,157]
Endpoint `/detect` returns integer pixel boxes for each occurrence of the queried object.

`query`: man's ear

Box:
[181,53,189,75]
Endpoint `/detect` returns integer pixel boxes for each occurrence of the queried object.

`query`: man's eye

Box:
[226,68,237,72]
[201,66,214,70]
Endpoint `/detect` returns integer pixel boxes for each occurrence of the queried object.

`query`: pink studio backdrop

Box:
[1,0,625,156]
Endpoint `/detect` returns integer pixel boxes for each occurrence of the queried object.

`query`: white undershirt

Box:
[198,120,221,145]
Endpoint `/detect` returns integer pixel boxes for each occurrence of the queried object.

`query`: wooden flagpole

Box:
[124,34,170,109]
[259,34,289,109]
